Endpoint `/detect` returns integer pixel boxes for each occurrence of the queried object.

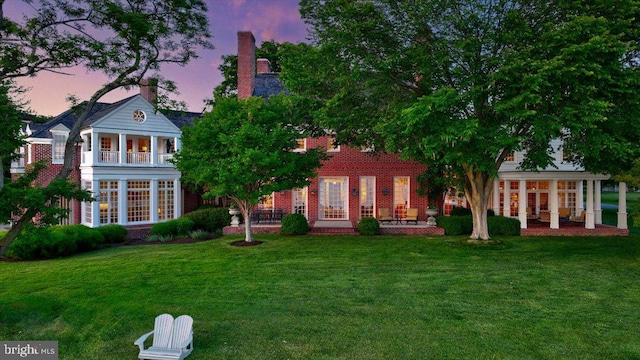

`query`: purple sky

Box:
[6,0,309,116]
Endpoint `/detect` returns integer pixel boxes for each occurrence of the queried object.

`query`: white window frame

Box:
[51,132,68,164]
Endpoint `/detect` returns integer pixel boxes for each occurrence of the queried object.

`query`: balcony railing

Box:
[80,151,174,167]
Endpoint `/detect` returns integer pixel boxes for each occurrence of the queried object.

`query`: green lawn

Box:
[1,235,640,359]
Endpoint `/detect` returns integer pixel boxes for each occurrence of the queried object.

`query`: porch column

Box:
[119,134,127,164]
[576,180,584,217]
[119,179,127,225]
[150,135,157,165]
[549,180,559,229]
[618,182,628,230]
[150,179,158,223]
[586,180,595,229]
[595,180,602,224]
[518,180,527,228]
[503,180,511,217]
[92,132,99,165]
[492,180,500,216]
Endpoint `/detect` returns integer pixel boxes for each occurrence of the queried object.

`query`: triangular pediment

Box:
[88,95,181,135]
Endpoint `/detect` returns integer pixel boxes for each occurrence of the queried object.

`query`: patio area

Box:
[521,219,628,236]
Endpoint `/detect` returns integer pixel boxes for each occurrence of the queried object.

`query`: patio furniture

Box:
[405,208,419,225]
[571,210,586,223]
[135,314,194,360]
[378,208,393,224]
[539,210,551,222]
[559,207,571,221]
[526,207,537,220]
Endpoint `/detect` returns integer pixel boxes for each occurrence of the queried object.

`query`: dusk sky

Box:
[6,0,309,116]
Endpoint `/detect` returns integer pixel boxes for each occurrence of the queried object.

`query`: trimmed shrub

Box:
[183,207,230,232]
[488,216,521,236]
[436,215,473,235]
[450,206,472,216]
[150,220,176,237]
[7,226,56,259]
[281,213,309,235]
[150,218,195,237]
[7,224,105,259]
[176,217,195,236]
[96,224,128,243]
[358,217,380,235]
[50,225,104,253]
[487,209,496,217]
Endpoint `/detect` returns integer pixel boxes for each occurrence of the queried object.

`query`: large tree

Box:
[281,0,640,239]
[174,95,327,243]
[0,0,212,256]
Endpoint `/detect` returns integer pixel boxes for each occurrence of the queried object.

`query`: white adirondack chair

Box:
[135,314,194,360]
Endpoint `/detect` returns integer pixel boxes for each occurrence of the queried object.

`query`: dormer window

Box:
[505,151,515,162]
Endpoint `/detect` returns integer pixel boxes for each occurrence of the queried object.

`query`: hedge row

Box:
[437,215,520,236]
[7,224,127,260]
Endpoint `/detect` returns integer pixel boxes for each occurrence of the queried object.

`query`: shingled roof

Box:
[29,95,201,139]
[253,73,287,98]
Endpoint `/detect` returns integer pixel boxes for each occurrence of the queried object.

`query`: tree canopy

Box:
[281,0,640,239]
[174,95,327,242]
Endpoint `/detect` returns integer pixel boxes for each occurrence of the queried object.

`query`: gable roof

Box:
[30,95,201,139]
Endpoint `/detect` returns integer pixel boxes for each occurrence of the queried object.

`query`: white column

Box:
[518,180,527,229]
[92,132,99,165]
[150,135,157,165]
[595,180,602,224]
[618,182,628,230]
[503,180,511,217]
[150,179,158,223]
[119,134,127,165]
[550,180,559,229]
[586,180,595,229]
[119,179,127,225]
[576,180,584,217]
[91,180,100,228]
[492,180,500,216]
[174,179,182,218]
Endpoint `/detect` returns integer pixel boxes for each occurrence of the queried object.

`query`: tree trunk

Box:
[463,167,495,240]
[0,210,35,258]
[234,198,254,243]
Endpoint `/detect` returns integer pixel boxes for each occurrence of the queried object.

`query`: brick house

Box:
[237,31,433,228]
[8,30,629,235]
[236,31,629,233]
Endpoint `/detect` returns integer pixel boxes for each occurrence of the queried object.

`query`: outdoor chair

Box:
[378,208,393,224]
[559,207,571,220]
[571,210,586,223]
[405,208,419,225]
[135,314,194,360]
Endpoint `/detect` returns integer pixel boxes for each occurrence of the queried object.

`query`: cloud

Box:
[238,1,308,43]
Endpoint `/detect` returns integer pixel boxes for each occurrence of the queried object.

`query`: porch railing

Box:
[127,151,151,165]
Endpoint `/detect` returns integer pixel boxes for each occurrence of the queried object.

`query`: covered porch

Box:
[494,173,628,231]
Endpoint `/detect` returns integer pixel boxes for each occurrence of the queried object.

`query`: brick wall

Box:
[29,143,83,224]
[272,136,430,224]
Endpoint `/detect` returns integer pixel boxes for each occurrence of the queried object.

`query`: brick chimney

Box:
[257,58,271,74]
[140,78,158,104]
[237,31,256,99]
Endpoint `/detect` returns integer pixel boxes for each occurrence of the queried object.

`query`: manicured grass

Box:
[1,235,640,359]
